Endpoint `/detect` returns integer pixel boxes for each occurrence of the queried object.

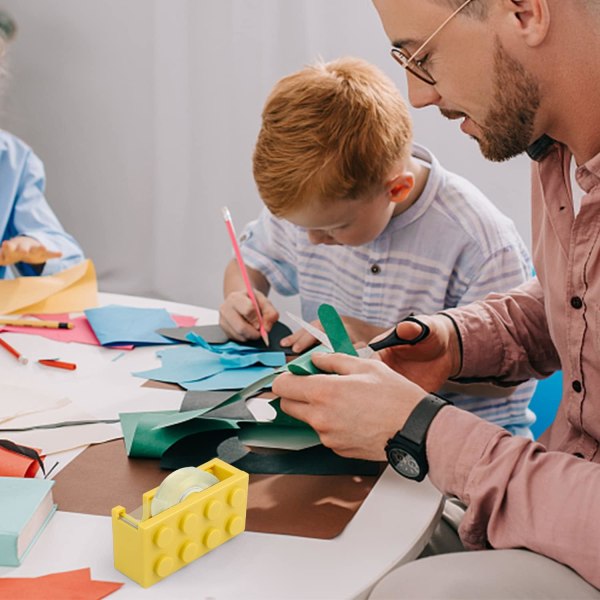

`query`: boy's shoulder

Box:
[0,130,34,160]
[415,145,526,253]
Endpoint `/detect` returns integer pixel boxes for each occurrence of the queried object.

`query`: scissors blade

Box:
[285,311,334,352]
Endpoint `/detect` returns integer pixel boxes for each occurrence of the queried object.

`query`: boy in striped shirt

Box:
[220,57,535,436]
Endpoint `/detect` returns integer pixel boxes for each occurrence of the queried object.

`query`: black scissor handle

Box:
[368,316,431,351]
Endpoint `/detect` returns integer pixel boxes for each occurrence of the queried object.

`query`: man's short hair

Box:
[253,57,412,216]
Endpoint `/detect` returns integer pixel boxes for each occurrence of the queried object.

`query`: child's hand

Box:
[0,236,62,267]
[280,319,323,354]
[219,289,279,342]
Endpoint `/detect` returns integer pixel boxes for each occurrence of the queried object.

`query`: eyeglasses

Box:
[390,0,475,86]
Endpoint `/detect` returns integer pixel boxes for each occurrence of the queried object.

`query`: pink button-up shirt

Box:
[428,142,600,587]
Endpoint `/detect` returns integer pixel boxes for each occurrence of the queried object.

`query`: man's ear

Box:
[388,173,415,204]
[505,0,550,47]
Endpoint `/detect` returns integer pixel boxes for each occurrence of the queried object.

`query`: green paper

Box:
[286,344,330,375]
[120,410,238,458]
[239,424,320,450]
[318,304,358,356]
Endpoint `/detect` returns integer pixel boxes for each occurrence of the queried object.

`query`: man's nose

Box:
[406,74,442,109]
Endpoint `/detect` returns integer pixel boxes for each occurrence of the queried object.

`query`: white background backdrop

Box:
[0,0,532,311]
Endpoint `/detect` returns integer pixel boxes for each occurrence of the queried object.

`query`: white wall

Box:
[0,0,532,311]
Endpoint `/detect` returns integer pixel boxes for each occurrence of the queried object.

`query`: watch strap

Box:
[400,393,450,444]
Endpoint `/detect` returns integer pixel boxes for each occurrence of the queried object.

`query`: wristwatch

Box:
[385,393,450,482]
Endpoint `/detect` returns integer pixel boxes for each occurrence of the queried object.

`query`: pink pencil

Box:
[222,206,270,346]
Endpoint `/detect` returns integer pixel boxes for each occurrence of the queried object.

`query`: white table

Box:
[0,292,443,599]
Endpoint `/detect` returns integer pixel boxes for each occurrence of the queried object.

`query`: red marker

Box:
[222,206,270,346]
[0,336,28,364]
[37,359,77,371]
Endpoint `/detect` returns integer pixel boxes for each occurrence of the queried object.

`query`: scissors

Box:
[368,316,430,352]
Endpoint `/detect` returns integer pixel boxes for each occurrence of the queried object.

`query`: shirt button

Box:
[570,296,583,309]
[370,264,381,274]
[572,380,582,393]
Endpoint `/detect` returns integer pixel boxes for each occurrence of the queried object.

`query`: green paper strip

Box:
[318,304,358,356]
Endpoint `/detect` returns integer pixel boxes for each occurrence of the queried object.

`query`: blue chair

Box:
[529,371,563,439]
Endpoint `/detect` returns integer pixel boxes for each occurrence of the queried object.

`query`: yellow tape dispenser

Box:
[112,458,249,588]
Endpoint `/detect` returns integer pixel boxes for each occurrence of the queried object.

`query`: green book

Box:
[0,477,56,566]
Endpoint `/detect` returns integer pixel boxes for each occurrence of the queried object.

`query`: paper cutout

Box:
[120,410,238,458]
[318,303,358,356]
[0,568,123,599]
[238,424,320,451]
[85,305,181,346]
[53,440,381,540]
[0,441,44,477]
[180,390,237,413]
[158,321,296,355]
[182,366,276,391]
[0,259,98,315]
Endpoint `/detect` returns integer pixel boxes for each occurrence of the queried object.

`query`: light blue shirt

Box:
[0,130,83,278]
[241,144,536,436]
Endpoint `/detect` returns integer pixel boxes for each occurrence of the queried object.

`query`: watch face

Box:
[388,447,421,478]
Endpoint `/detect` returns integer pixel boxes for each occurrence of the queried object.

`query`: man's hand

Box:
[219,289,279,342]
[0,236,61,267]
[373,314,462,393]
[273,352,426,461]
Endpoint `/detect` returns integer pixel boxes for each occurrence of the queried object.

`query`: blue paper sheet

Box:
[133,345,285,384]
[85,305,177,346]
[182,366,275,391]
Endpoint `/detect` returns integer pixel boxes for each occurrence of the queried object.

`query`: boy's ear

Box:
[388,173,415,204]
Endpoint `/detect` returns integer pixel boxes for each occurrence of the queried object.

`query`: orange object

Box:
[0,336,28,364]
[37,359,77,371]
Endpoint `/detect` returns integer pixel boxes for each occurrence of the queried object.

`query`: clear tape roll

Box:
[150,467,219,517]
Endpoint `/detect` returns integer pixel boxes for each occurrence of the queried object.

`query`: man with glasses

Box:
[273,0,600,596]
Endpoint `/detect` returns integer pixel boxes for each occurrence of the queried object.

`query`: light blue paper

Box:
[183,366,275,391]
[85,305,177,346]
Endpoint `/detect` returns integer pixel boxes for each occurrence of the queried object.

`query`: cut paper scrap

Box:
[317,303,359,356]
[120,410,238,459]
[0,384,70,425]
[0,313,196,350]
[0,567,123,600]
[0,402,122,455]
[238,424,320,451]
[0,441,45,477]
[182,366,276,391]
[133,344,284,385]
[0,259,98,314]
[158,320,296,355]
[85,305,182,346]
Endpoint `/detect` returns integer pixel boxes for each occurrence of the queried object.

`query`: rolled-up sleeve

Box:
[444,277,561,385]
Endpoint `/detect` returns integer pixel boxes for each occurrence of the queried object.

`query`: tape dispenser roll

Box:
[150,467,219,517]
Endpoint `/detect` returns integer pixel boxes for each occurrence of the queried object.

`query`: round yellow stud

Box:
[155,555,174,578]
[180,541,199,563]
[204,500,222,521]
[227,515,244,536]
[154,526,174,549]
[204,527,223,549]
[228,487,245,509]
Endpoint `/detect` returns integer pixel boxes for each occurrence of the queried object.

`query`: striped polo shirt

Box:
[241,144,536,436]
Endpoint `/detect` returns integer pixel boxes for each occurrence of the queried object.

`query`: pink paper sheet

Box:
[0,313,197,350]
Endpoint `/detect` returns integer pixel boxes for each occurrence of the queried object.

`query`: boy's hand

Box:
[219,289,279,343]
[280,319,323,353]
[281,315,388,354]
[0,236,62,267]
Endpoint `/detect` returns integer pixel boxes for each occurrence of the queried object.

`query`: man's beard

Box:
[442,39,541,162]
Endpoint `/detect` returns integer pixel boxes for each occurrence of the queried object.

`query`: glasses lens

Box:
[390,48,435,86]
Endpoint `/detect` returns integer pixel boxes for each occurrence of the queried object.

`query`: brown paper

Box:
[53,440,380,539]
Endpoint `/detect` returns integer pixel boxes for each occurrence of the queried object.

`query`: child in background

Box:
[220,57,536,436]
[0,129,84,278]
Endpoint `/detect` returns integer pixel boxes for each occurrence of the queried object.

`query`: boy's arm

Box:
[220,258,279,342]
[10,149,84,276]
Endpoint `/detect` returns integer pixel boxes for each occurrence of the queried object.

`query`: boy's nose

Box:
[308,230,335,245]
[406,73,441,109]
